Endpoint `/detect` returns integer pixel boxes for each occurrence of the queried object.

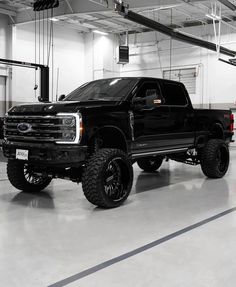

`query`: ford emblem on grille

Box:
[17,123,32,133]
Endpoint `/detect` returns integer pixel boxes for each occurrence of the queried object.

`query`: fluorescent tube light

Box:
[206,14,222,21]
[50,17,59,22]
[93,30,109,35]
[140,4,181,13]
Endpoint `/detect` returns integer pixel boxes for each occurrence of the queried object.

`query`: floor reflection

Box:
[11,191,55,209]
[135,169,171,193]
[134,167,229,202]
[0,151,6,163]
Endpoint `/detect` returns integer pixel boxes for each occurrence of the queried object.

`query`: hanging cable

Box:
[39,10,41,65]
[154,10,163,76]
[47,8,49,63]
[56,67,60,101]
[43,9,45,65]
[169,8,173,80]
[47,17,52,66]
[217,4,222,58]
[34,10,38,96]
[51,7,54,102]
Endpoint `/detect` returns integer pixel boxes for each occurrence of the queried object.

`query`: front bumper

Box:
[2,140,87,167]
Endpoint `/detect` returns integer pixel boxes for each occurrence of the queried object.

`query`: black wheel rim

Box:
[104,157,130,202]
[24,164,47,185]
[216,145,229,173]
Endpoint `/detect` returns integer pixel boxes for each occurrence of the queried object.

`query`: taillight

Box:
[230,113,234,132]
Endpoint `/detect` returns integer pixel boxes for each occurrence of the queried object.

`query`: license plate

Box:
[16,149,29,161]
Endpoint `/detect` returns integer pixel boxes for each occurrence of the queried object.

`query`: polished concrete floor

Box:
[1,149,236,287]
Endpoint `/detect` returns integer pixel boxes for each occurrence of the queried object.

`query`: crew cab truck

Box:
[2,77,234,208]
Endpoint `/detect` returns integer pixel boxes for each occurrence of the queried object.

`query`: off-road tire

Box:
[82,148,133,208]
[137,156,163,172]
[7,160,52,192]
[200,139,229,178]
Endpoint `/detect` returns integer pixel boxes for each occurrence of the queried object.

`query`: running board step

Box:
[132,148,188,159]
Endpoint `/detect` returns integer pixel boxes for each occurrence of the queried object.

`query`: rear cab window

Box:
[136,82,163,100]
[162,81,188,106]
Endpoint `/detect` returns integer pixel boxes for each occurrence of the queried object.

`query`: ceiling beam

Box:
[217,0,236,11]
[0,4,16,17]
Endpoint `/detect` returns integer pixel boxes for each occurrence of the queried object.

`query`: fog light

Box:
[62,132,75,140]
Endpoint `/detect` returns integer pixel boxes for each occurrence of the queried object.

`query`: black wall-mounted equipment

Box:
[34,0,59,11]
[117,46,129,64]
[0,58,49,102]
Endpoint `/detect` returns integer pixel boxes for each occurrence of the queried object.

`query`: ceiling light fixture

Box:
[50,17,59,22]
[93,30,109,35]
[140,4,181,14]
[206,13,222,21]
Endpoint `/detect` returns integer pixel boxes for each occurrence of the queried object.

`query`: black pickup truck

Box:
[2,77,234,208]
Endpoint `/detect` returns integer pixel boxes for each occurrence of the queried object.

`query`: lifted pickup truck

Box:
[2,77,234,208]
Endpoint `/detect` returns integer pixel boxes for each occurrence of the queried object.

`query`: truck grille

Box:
[4,115,79,144]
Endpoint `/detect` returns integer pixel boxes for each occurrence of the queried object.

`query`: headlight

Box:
[61,117,76,126]
[56,113,82,144]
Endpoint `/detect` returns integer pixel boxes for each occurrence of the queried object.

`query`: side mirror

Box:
[38,96,49,103]
[133,95,162,110]
[58,94,66,101]
[146,94,162,108]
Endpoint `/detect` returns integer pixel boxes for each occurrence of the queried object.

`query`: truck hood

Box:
[8,100,122,115]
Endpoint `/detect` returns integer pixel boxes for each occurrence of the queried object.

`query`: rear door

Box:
[160,81,195,147]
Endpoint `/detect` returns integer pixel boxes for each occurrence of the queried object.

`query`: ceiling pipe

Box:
[115,1,236,57]
[217,0,236,11]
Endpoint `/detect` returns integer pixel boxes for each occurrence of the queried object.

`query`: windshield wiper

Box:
[86,98,110,101]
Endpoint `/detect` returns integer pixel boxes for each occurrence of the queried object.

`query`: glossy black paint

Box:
[0,117,4,140]
[4,77,234,166]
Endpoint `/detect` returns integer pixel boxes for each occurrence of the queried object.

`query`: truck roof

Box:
[92,77,183,86]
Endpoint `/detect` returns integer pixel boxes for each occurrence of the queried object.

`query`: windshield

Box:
[64,78,137,102]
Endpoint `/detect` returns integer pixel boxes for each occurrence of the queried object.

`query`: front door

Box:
[132,80,172,153]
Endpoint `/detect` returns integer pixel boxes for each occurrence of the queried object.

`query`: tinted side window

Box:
[136,82,163,100]
[162,82,187,106]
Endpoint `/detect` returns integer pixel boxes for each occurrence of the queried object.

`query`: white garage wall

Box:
[0,15,12,59]
[120,25,236,109]
[1,15,236,109]
[11,23,85,105]
[84,33,120,82]
[0,14,12,114]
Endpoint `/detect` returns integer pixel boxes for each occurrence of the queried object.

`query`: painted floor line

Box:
[48,206,236,287]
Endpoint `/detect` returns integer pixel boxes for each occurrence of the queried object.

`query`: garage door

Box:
[0,76,6,117]
[163,68,197,95]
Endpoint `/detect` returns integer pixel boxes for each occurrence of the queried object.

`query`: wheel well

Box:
[210,123,224,140]
[89,127,128,153]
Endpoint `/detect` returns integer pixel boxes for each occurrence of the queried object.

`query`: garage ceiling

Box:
[1,0,236,34]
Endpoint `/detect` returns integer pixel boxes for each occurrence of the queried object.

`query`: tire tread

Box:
[201,139,229,178]
[7,160,51,192]
[82,148,133,208]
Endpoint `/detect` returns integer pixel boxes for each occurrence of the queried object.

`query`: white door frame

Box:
[0,66,10,113]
